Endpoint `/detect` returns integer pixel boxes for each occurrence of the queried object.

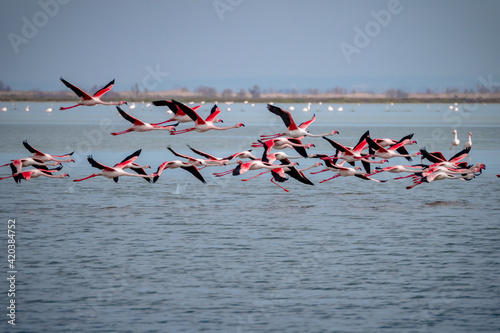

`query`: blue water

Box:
[1,102,499,332]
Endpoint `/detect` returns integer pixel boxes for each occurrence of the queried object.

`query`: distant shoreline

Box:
[1,90,500,104]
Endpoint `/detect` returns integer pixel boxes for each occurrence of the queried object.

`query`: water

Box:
[1,102,499,332]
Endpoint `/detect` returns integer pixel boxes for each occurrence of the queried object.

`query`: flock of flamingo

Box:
[1,78,494,191]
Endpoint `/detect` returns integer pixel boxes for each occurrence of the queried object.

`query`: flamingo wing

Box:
[420,148,446,163]
[60,77,92,100]
[353,130,370,152]
[267,104,298,130]
[205,105,222,123]
[187,145,219,160]
[114,149,141,168]
[366,136,388,153]
[449,147,471,163]
[87,155,113,171]
[180,165,206,183]
[22,140,43,155]
[166,146,192,161]
[92,79,115,98]
[286,138,309,158]
[116,106,145,125]
[322,136,349,154]
[172,99,203,123]
[298,114,316,130]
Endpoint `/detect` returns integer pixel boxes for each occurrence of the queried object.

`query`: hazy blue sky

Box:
[1,0,499,93]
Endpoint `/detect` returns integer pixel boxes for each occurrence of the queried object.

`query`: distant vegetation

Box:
[1,81,500,104]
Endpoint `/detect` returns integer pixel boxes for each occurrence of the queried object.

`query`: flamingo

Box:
[242,159,321,192]
[184,145,259,167]
[111,106,178,135]
[227,159,299,178]
[260,104,339,139]
[463,132,472,149]
[0,165,69,183]
[406,169,475,190]
[152,160,206,184]
[1,157,59,175]
[451,129,460,153]
[112,149,152,183]
[22,140,75,163]
[420,147,470,169]
[365,134,421,161]
[74,155,154,183]
[310,160,387,183]
[151,100,203,123]
[166,146,226,167]
[370,164,427,177]
[59,77,127,110]
[252,137,315,158]
[170,101,244,135]
[368,133,417,161]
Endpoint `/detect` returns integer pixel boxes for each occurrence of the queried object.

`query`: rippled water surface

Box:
[1,102,499,332]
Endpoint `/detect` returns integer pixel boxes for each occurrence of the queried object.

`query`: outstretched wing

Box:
[93,79,115,98]
[116,106,145,125]
[23,140,43,155]
[180,165,206,183]
[114,149,142,168]
[205,105,221,123]
[267,104,298,130]
[87,155,112,171]
[187,145,219,160]
[60,77,92,100]
[172,99,203,122]
[420,148,445,163]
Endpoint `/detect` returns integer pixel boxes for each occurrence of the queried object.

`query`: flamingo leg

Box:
[310,169,329,175]
[271,178,289,192]
[213,169,235,177]
[319,174,340,183]
[111,129,133,136]
[59,104,80,111]
[242,170,271,181]
[170,128,195,135]
[73,174,100,182]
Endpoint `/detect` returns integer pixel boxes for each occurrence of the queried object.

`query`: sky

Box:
[0,0,499,93]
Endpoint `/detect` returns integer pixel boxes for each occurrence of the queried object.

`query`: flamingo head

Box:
[306,143,315,148]
[236,123,245,127]
[214,119,224,123]
[355,166,362,171]
[413,152,422,157]
[453,129,457,134]
[119,101,128,105]
[62,173,70,177]
[381,159,389,163]
[330,130,340,135]
[313,162,323,167]
[409,140,417,145]
[68,159,75,163]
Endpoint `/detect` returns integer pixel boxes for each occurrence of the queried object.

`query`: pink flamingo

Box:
[260,104,339,139]
[166,146,226,168]
[112,106,178,135]
[170,101,244,135]
[366,134,421,161]
[152,160,206,184]
[0,165,69,183]
[73,155,154,183]
[59,77,127,110]
[111,149,152,183]
[252,137,315,158]
[23,140,75,163]
[311,160,386,183]
[1,157,59,175]
[152,100,203,124]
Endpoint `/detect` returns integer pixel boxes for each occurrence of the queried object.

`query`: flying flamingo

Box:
[59,78,127,110]
[170,101,244,135]
[166,146,226,167]
[451,129,460,153]
[310,160,387,183]
[0,165,69,183]
[112,149,152,183]
[369,164,427,178]
[252,137,315,158]
[152,160,206,184]
[321,131,386,172]
[420,147,470,169]
[111,106,178,135]
[406,169,474,190]
[260,104,339,139]
[242,159,321,192]
[151,100,203,123]
[368,133,417,161]
[366,134,421,161]
[1,157,59,175]
[73,155,154,183]
[23,140,75,163]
